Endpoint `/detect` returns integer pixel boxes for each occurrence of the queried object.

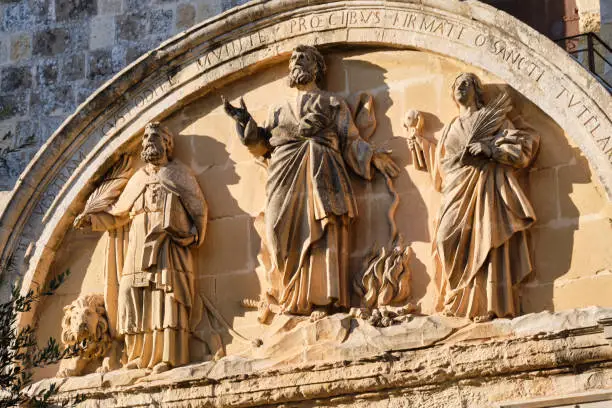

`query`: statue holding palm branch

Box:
[410,73,540,322]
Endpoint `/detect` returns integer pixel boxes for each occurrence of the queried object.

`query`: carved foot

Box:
[309,308,328,322]
[213,348,226,361]
[124,358,141,370]
[473,312,496,323]
[152,362,172,374]
[56,368,76,378]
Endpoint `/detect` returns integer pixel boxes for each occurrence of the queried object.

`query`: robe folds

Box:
[245,90,374,315]
[90,160,208,369]
[433,115,540,319]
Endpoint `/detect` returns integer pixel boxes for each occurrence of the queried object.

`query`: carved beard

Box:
[289,66,315,88]
[141,142,165,164]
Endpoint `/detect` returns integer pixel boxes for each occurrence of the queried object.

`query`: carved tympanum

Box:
[224,45,401,322]
[57,294,112,377]
[409,73,540,322]
[74,123,222,374]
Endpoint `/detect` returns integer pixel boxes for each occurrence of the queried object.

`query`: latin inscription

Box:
[556,85,611,160]
[389,11,465,41]
[11,5,612,277]
[101,78,174,137]
[473,34,545,82]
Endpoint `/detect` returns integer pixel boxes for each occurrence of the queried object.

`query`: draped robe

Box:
[432,114,540,319]
[90,160,209,368]
[244,90,374,315]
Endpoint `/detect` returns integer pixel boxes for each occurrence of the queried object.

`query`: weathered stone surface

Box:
[37,60,58,86]
[35,308,612,407]
[29,85,74,116]
[176,3,195,30]
[98,0,121,14]
[27,0,51,23]
[116,13,148,42]
[100,368,148,388]
[2,2,32,31]
[33,28,70,56]
[89,16,116,50]
[446,306,612,343]
[149,8,173,39]
[0,38,8,64]
[0,92,27,119]
[87,49,113,79]
[10,33,31,62]
[62,53,85,81]
[0,66,32,92]
[55,0,96,22]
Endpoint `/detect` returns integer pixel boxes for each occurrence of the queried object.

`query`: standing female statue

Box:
[410,73,540,322]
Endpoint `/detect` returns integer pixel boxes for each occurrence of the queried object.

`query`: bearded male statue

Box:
[223,45,400,321]
[74,122,217,373]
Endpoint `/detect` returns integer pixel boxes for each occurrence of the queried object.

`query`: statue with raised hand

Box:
[223,45,399,321]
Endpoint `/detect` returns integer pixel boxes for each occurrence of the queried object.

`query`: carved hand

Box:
[494,131,520,147]
[73,213,91,229]
[372,149,401,178]
[467,142,492,158]
[221,95,251,126]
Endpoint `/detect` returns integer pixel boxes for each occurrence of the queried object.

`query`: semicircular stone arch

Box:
[1,0,611,331]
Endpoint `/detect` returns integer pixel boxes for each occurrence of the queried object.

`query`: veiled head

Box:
[288,45,326,88]
[141,122,174,164]
[452,72,485,109]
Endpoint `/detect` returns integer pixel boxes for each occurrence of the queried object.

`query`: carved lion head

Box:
[61,294,111,359]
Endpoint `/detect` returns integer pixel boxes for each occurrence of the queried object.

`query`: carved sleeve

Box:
[491,120,540,169]
[240,109,274,158]
[90,211,130,231]
[89,187,134,231]
[338,99,375,180]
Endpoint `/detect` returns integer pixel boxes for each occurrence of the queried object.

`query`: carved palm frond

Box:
[82,155,134,214]
[471,92,512,142]
[459,92,512,165]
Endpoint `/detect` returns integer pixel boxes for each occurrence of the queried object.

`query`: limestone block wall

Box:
[32,48,612,380]
[0,0,248,193]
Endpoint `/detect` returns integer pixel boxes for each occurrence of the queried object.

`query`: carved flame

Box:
[359,245,413,309]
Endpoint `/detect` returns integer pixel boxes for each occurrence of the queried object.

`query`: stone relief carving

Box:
[73,123,223,375]
[408,72,540,322]
[223,45,401,322]
[351,245,417,327]
[54,53,546,382]
[57,294,113,377]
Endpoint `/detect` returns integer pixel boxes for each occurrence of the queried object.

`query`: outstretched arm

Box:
[222,96,272,158]
[74,208,130,232]
[340,99,399,180]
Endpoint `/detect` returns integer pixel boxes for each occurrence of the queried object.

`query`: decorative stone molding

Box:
[599,315,612,345]
[28,307,612,407]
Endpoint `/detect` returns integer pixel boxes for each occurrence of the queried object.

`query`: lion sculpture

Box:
[57,294,112,377]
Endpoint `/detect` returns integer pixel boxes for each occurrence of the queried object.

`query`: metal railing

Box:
[555,32,612,92]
